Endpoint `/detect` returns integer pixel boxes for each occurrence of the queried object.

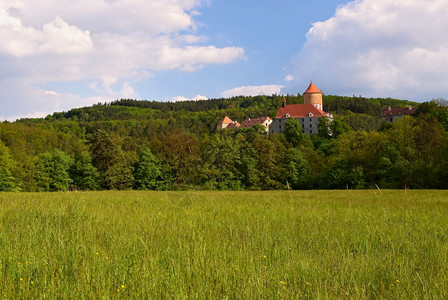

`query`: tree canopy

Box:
[2,95,445,191]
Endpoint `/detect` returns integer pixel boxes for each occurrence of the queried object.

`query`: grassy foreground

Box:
[0,190,447,299]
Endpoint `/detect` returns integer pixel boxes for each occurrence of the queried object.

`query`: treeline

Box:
[38,94,417,123]
[1,97,446,191]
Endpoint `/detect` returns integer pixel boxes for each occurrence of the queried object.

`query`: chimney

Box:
[409,105,412,110]
[388,106,391,111]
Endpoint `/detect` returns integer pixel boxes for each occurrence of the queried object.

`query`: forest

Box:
[1,94,447,191]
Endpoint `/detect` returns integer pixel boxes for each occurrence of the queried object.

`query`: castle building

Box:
[381,106,418,122]
[269,82,333,135]
[242,117,273,133]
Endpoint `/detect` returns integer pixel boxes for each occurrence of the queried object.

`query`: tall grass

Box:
[0,190,447,298]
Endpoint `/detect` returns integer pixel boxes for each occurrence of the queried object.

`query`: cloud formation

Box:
[171,95,208,102]
[221,85,284,98]
[285,0,448,101]
[0,0,244,119]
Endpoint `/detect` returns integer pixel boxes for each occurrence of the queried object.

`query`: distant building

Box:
[217,116,233,130]
[226,121,241,129]
[269,82,333,135]
[242,117,273,133]
[381,106,418,122]
[217,116,241,130]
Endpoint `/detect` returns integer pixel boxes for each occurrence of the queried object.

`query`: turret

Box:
[303,82,323,110]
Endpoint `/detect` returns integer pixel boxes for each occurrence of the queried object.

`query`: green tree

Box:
[283,118,303,147]
[200,133,242,190]
[70,151,101,190]
[156,129,200,188]
[317,116,332,139]
[89,129,117,174]
[107,150,135,190]
[35,149,72,191]
[134,147,162,190]
[89,129,135,189]
[0,141,17,191]
[331,118,351,138]
[283,148,311,189]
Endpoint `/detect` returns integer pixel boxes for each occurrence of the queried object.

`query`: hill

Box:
[1,95,446,191]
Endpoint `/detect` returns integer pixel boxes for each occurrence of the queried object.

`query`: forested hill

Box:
[45,94,417,123]
[1,94,447,192]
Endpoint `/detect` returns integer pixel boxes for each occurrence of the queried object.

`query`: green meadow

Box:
[1,190,447,299]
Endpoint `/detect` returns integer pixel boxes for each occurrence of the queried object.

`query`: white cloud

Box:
[0,0,244,119]
[171,94,208,102]
[0,9,93,57]
[0,79,109,121]
[285,75,294,82]
[192,95,208,101]
[285,0,448,100]
[221,85,284,98]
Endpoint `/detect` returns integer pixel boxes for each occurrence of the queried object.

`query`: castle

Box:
[269,82,333,135]
[218,82,333,135]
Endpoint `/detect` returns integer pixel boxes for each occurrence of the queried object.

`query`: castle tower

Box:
[303,82,323,110]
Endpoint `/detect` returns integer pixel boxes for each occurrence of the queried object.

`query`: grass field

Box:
[0,190,447,299]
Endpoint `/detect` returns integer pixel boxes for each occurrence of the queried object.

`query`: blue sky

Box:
[1,0,447,120]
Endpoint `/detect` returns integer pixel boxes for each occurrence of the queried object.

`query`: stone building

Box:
[269,82,333,135]
[242,117,273,133]
[381,106,418,122]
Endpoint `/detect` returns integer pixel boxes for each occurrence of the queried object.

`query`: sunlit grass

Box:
[1,190,447,298]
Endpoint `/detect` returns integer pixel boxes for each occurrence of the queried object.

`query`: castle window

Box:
[308,112,313,117]
[286,113,290,118]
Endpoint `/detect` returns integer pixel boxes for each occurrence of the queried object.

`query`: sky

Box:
[1,0,448,120]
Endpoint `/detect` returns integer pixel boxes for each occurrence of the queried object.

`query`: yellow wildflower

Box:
[20,278,23,281]
[121,285,125,289]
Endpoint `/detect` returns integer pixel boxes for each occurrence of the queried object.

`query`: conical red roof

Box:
[304,82,322,94]
[218,116,233,124]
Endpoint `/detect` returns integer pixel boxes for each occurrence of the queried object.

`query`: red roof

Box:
[242,116,272,128]
[218,116,233,124]
[275,104,329,119]
[226,122,241,129]
[381,106,418,117]
[304,82,322,94]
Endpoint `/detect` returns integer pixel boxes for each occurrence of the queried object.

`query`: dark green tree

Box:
[283,118,303,147]
[0,141,17,191]
[200,133,242,190]
[283,148,311,189]
[89,129,135,189]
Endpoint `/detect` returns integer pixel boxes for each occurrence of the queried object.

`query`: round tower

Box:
[303,82,323,110]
